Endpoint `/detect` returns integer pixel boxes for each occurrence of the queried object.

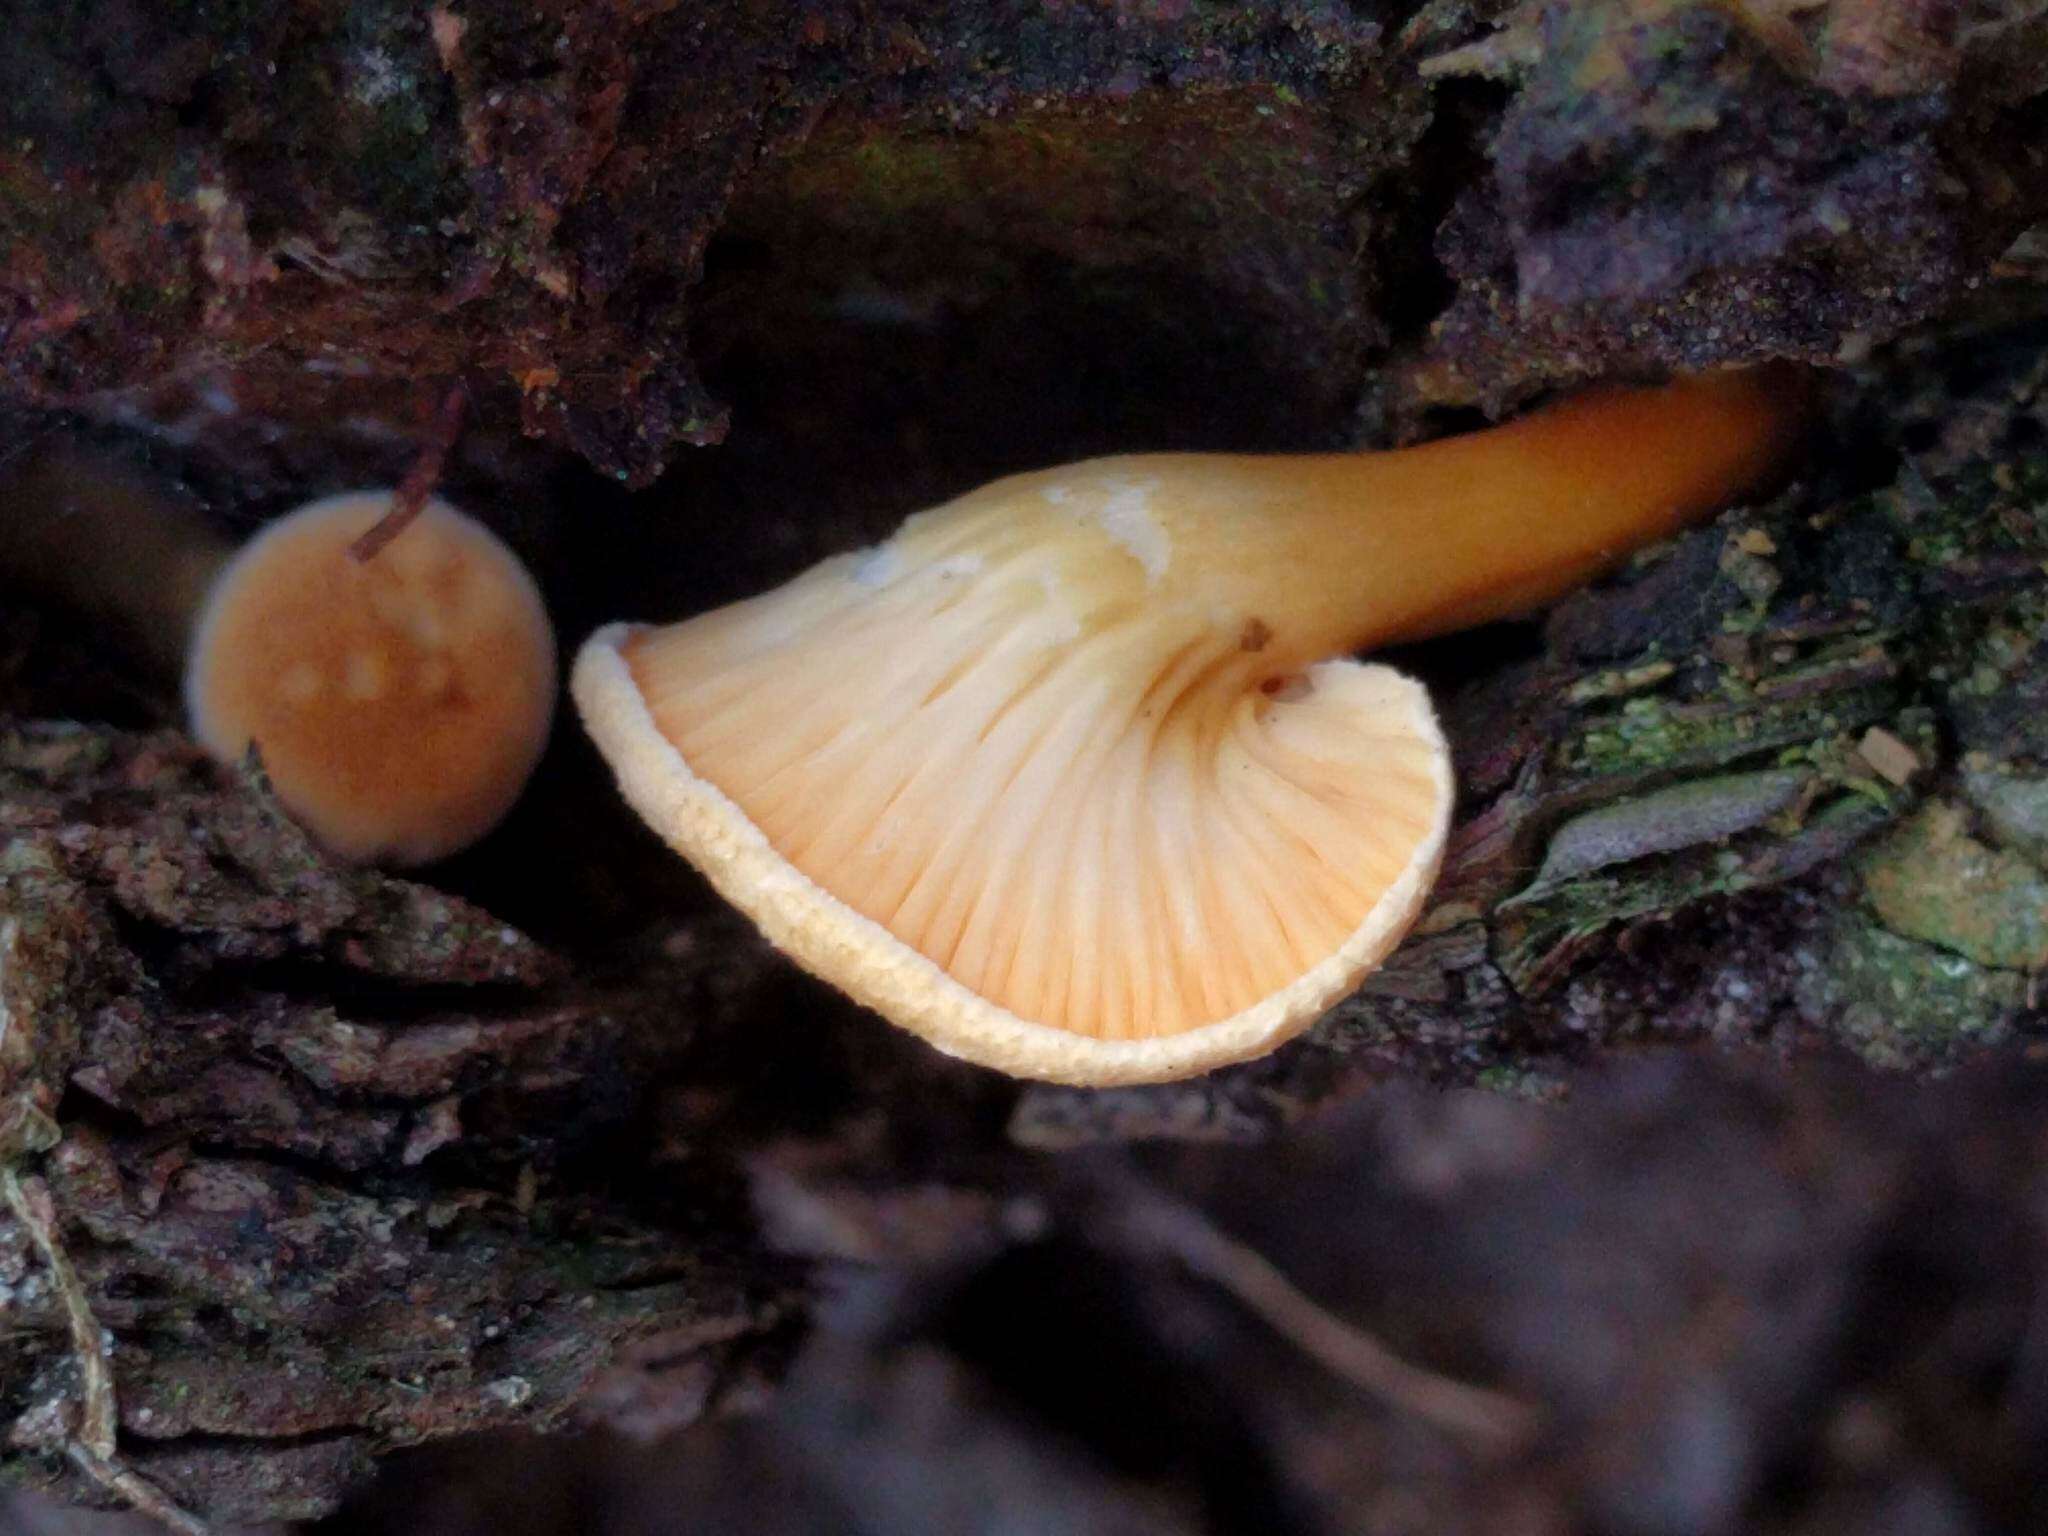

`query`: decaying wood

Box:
[0,732,796,1522]
[335,1055,2048,1536]
[3,1,2044,490]
[3,0,2048,1527]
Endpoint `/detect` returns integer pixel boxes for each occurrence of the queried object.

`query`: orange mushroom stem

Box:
[0,444,233,679]
[879,364,1805,676]
[575,366,1805,1085]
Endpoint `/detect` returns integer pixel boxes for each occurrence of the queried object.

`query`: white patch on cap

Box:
[1091,476,1170,584]
[853,546,982,590]
[850,545,906,588]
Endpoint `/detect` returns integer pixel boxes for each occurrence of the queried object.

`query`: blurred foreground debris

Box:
[318,1054,2048,1536]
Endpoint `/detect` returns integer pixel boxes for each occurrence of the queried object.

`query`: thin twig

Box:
[1118,1186,1538,1452]
[69,1446,214,1536]
[347,381,469,562]
[4,1168,115,1459]
[3,1167,215,1535]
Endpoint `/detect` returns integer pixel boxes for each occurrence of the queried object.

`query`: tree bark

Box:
[4,0,2048,1525]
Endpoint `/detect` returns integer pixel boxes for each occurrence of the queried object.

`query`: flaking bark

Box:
[0,732,795,1522]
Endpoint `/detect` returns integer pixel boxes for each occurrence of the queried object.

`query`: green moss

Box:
[1804,913,2022,1071]
[1566,684,1899,779]
[1888,455,2048,569]
[1498,792,1897,993]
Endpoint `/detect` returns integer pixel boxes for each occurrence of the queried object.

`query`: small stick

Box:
[2,1168,214,1535]
[347,382,469,563]
[68,1446,214,1536]
[1116,1185,1538,1452]
[3,1168,115,1459]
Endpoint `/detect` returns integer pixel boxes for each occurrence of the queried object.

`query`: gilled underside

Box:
[607,461,1449,1054]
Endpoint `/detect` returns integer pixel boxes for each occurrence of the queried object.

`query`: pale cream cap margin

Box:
[572,622,1455,1086]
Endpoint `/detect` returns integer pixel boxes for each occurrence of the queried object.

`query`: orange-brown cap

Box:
[186,491,556,866]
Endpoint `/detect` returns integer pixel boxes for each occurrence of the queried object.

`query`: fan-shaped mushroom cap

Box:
[574,473,1455,1085]
[186,492,556,866]
[575,369,1797,1084]
[576,619,1446,1084]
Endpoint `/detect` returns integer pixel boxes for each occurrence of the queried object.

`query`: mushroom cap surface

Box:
[186,491,557,866]
[573,461,1453,1084]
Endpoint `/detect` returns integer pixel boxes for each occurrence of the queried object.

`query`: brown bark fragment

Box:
[0,730,793,1522]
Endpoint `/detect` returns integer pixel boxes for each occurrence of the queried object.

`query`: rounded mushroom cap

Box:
[572,465,1454,1084]
[186,491,557,866]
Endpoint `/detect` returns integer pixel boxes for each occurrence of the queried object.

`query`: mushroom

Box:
[574,368,1803,1084]
[184,492,558,866]
[0,451,556,866]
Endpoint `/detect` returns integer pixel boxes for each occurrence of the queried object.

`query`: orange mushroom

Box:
[0,454,556,867]
[574,368,1804,1084]
[184,493,557,866]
